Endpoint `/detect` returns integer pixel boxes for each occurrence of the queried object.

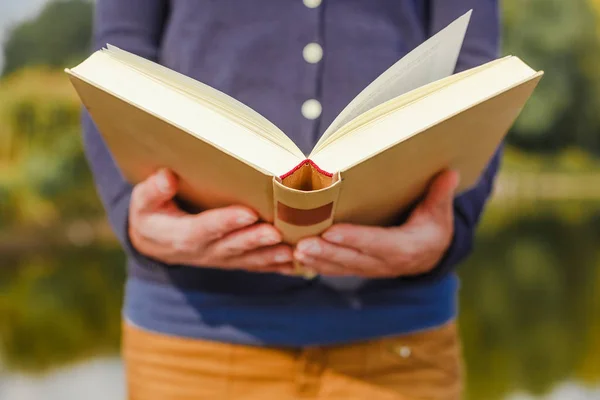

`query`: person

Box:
[82,1,501,399]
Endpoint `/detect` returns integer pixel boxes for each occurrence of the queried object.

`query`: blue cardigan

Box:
[82,0,501,346]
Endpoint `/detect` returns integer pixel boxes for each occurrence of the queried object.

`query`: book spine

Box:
[272,173,342,245]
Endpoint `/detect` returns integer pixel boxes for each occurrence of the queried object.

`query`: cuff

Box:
[429,210,474,278]
[108,190,174,270]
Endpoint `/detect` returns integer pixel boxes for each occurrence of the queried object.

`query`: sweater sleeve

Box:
[426,0,502,276]
[81,0,169,263]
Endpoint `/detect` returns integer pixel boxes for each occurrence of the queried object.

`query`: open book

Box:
[66,11,543,244]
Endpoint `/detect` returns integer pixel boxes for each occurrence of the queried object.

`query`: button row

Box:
[303,43,323,64]
[303,0,321,8]
[302,99,322,120]
[302,0,322,120]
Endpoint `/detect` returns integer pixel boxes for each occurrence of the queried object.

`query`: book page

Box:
[311,57,538,173]
[104,45,305,160]
[312,10,472,154]
[69,52,303,177]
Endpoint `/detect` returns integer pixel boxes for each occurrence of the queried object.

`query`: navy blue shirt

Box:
[83,0,501,346]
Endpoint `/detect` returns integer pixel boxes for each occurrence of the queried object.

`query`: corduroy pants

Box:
[123,321,463,400]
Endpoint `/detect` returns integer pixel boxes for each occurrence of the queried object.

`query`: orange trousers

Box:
[123,321,463,400]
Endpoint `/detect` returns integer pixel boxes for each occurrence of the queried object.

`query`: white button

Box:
[303,0,322,8]
[303,43,323,64]
[302,99,322,120]
[396,346,411,358]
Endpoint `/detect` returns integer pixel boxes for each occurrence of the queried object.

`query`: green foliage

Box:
[503,0,600,155]
[0,246,126,372]
[1,0,93,77]
[0,68,104,229]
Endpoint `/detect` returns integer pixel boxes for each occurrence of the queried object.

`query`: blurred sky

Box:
[0,0,50,70]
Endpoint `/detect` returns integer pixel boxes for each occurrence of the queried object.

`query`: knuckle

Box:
[220,242,246,257]
[251,224,280,245]
[128,217,146,245]
[219,216,239,233]
[130,184,141,199]
[389,251,411,267]
[219,209,246,229]
[243,254,269,269]
[246,253,265,267]
[203,226,226,242]
[199,213,235,241]
[242,237,262,252]
[171,226,202,254]
[357,227,384,247]
[173,238,199,254]
[128,229,144,251]
[346,250,363,266]
[129,190,143,213]
[255,223,275,236]
[182,219,212,245]
[128,212,139,231]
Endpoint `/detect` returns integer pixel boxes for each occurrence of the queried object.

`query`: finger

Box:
[207,223,282,258]
[321,224,395,257]
[189,205,259,243]
[133,206,259,257]
[295,238,381,270]
[130,206,193,257]
[134,211,188,243]
[223,244,293,270]
[417,169,460,215]
[399,171,459,241]
[131,168,179,213]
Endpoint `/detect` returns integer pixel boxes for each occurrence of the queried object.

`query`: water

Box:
[0,358,124,400]
[1,202,599,399]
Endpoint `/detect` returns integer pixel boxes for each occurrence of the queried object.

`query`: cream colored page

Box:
[310,59,507,152]
[104,45,304,159]
[312,10,472,154]
[71,52,302,176]
[311,57,536,172]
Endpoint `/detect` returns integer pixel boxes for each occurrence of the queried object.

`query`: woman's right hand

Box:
[128,168,294,273]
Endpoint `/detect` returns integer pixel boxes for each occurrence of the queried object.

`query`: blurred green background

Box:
[1,0,600,399]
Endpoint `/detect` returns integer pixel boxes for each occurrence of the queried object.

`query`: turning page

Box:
[312,10,472,153]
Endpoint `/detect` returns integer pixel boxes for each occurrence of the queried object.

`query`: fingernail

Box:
[156,171,170,194]
[297,240,322,255]
[236,213,257,225]
[275,252,292,263]
[259,235,280,246]
[322,232,343,244]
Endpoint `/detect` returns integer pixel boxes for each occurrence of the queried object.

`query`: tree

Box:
[1,0,93,77]
[0,68,105,230]
[503,0,600,155]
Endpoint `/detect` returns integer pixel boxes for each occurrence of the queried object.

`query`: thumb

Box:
[131,168,179,213]
[416,169,460,216]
